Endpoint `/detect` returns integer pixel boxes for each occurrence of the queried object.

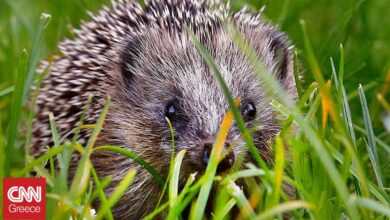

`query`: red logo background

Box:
[3,178,46,220]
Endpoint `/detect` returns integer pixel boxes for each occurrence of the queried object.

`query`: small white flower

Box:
[90,208,96,217]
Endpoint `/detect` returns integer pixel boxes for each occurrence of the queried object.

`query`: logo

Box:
[3,178,46,220]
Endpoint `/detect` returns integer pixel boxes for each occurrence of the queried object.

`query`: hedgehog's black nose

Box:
[202,142,235,173]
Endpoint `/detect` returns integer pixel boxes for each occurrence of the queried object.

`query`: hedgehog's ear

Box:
[267,32,298,96]
[268,33,292,83]
[121,37,143,84]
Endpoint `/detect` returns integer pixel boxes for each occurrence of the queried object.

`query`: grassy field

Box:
[1,0,390,219]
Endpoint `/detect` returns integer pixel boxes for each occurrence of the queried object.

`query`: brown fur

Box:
[31,0,296,218]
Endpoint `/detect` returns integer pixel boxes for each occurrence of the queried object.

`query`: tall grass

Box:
[0,0,389,219]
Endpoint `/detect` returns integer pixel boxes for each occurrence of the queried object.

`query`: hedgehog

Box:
[31,0,297,218]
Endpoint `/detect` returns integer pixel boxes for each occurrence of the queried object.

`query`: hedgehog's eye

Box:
[243,102,256,120]
[164,103,177,121]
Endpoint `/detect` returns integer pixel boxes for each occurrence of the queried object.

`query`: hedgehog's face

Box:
[113,27,294,176]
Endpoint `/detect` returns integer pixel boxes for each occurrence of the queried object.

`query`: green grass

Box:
[1,0,390,219]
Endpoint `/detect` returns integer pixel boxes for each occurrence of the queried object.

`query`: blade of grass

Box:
[5,50,28,176]
[153,116,175,199]
[354,125,390,154]
[94,146,164,186]
[171,184,203,217]
[353,197,390,216]
[23,64,48,173]
[49,113,60,145]
[88,174,112,204]
[72,95,94,143]
[270,136,285,207]
[222,167,266,184]
[49,113,64,170]
[145,202,169,220]
[331,57,339,89]
[338,44,345,83]
[293,51,303,97]
[347,81,377,101]
[95,169,136,220]
[33,167,54,187]
[19,145,65,176]
[176,172,197,203]
[80,193,95,220]
[166,117,176,166]
[213,198,236,220]
[358,85,384,190]
[22,13,51,102]
[169,150,186,209]
[49,133,74,197]
[227,180,256,219]
[255,201,315,220]
[69,96,111,200]
[48,146,55,176]
[166,171,197,219]
[368,183,390,204]
[297,82,318,109]
[90,166,113,220]
[0,86,14,97]
[341,83,357,147]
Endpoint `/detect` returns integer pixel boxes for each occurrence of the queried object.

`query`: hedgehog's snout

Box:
[201,141,235,173]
